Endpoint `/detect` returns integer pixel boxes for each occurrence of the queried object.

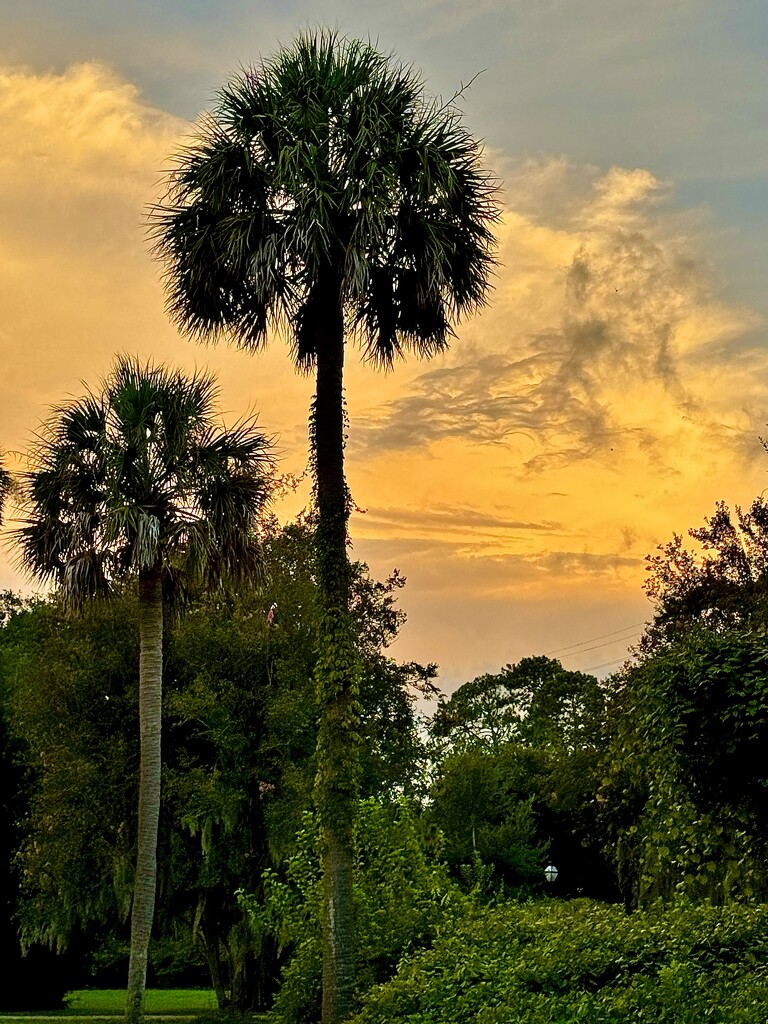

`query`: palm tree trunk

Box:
[312,282,360,1024]
[126,568,163,1024]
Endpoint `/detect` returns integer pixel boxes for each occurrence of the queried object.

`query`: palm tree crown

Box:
[17,356,274,605]
[151,30,499,368]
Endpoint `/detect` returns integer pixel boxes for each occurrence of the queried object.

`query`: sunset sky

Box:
[1,1,767,688]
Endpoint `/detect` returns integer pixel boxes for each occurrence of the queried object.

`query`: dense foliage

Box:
[239,798,466,1024]
[600,626,768,907]
[2,523,432,1010]
[427,658,615,899]
[352,898,768,1024]
[0,596,81,1009]
[6,455,768,1021]
[593,495,768,908]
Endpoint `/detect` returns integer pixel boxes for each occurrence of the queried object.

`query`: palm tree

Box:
[151,30,499,1022]
[16,357,274,1024]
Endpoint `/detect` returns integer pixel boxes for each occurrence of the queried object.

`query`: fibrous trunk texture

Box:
[312,280,360,1024]
[125,569,163,1024]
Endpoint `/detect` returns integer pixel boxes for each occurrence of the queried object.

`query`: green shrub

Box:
[239,798,467,1023]
[351,898,768,1024]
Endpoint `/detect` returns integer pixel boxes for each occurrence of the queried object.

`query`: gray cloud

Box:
[353,242,694,468]
[535,550,641,576]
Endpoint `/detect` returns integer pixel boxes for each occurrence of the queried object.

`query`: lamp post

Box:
[544,863,559,884]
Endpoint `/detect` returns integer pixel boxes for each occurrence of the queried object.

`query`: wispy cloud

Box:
[353,162,763,476]
[355,534,643,599]
[355,503,561,538]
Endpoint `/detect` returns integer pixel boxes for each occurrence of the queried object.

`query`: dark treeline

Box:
[4,494,768,1019]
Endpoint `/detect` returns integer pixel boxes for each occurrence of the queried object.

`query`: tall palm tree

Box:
[151,30,498,1022]
[16,357,274,1024]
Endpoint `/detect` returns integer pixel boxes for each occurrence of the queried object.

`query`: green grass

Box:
[65,990,218,1015]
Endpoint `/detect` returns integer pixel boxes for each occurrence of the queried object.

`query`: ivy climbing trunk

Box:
[126,568,164,1024]
[312,277,361,1024]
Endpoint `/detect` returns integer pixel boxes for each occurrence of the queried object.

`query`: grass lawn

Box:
[65,990,218,1015]
[0,989,276,1021]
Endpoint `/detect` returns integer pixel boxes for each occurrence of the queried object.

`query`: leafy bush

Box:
[239,798,467,1023]
[351,898,768,1024]
[600,629,768,906]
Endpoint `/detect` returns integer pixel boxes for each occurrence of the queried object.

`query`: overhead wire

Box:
[544,620,648,657]
[583,655,633,673]
[554,631,643,658]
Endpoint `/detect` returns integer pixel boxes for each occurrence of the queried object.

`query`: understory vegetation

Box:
[351,899,768,1024]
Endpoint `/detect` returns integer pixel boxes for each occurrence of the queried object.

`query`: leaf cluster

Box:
[352,898,768,1024]
[240,797,466,1024]
[600,628,768,907]
[642,496,768,649]
[3,592,140,949]
[431,656,605,755]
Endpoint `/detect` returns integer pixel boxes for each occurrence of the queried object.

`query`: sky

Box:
[1,0,767,689]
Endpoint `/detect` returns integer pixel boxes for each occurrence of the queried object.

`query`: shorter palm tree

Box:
[16,356,274,1024]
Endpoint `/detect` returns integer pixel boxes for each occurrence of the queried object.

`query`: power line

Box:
[583,655,632,673]
[544,620,648,657]
[556,630,643,658]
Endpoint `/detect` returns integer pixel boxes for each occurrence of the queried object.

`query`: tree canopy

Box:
[643,495,768,647]
[16,357,274,607]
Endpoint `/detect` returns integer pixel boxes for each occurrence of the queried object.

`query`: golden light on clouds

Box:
[0,61,314,479]
[1,60,767,683]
